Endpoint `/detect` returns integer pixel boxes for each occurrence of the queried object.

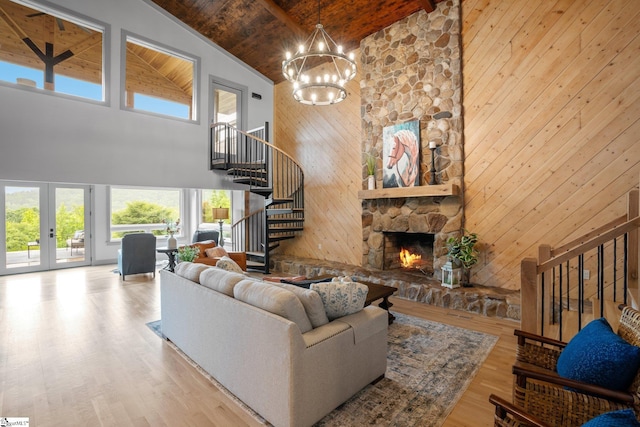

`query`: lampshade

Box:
[282,7,356,106]
[212,208,229,221]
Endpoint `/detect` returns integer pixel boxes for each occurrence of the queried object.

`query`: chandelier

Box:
[282,3,357,106]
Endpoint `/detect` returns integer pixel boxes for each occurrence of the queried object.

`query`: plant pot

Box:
[367,175,375,190]
[167,233,177,249]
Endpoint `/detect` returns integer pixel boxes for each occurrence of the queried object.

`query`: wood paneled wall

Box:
[274,77,363,265]
[274,0,640,290]
[462,0,640,289]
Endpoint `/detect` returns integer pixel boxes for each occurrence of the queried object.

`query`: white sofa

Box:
[160,265,388,427]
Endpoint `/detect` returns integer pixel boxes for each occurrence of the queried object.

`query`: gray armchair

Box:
[117,233,157,281]
[192,229,219,244]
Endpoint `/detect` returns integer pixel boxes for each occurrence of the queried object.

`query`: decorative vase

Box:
[367,175,375,190]
[167,232,177,249]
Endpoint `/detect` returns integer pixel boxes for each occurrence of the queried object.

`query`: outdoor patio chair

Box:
[66,230,85,254]
[512,305,640,426]
[117,233,156,281]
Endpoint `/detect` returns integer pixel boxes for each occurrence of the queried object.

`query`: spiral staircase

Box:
[209,122,304,273]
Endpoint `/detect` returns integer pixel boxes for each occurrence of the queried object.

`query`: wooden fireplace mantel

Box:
[357,183,459,200]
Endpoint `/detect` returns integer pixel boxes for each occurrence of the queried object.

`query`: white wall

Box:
[0,0,274,189]
[0,0,274,264]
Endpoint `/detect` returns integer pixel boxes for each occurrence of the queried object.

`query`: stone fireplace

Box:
[360,0,463,280]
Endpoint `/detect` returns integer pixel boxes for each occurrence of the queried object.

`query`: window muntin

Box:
[124,35,197,120]
[109,187,182,240]
[0,0,104,101]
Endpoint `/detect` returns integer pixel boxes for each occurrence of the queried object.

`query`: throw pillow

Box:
[581,409,640,427]
[216,256,243,274]
[204,246,228,258]
[234,280,313,333]
[276,283,329,328]
[557,317,640,391]
[310,281,368,320]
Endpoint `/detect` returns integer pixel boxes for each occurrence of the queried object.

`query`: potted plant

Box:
[177,245,200,263]
[366,153,376,190]
[444,231,479,287]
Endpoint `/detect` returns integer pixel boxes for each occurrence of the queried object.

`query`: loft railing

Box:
[521,189,639,340]
[210,122,304,271]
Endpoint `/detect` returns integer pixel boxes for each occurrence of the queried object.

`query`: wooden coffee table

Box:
[361,281,397,324]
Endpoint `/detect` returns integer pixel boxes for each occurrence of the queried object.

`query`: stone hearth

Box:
[270,255,520,321]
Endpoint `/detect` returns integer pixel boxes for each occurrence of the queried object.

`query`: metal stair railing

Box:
[210,122,304,273]
[521,188,639,340]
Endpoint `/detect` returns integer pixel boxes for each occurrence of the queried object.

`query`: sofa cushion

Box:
[557,317,640,391]
[234,280,313,333]
[216,256,244,274]
[205,246,228,258]
[174,261,210,283]
[311,281,368,321]
[200,266,245,296]
[276,283,329,328]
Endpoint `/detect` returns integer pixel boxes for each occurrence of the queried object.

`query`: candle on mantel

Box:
[429,141,437,149]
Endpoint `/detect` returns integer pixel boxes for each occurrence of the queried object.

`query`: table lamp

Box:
[212,207,229,247]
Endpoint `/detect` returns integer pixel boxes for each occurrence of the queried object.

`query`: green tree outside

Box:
[111,201,176,238]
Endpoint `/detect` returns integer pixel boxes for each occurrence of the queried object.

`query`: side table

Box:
[157,247,179,272]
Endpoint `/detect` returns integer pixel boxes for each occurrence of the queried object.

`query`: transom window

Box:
[123,33,197,120]
[0,0,105,101]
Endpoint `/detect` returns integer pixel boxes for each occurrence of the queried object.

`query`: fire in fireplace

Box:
[399,248,422,268]
[384,232,434,273]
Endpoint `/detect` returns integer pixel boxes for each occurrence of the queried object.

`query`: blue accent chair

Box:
[192,229,219,244]
[117,233,157,281]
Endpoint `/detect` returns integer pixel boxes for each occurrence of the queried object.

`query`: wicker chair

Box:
[489,394,550,427]
[512,305,640,426]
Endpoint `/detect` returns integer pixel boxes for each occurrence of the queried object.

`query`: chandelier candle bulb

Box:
[429,141,437,149]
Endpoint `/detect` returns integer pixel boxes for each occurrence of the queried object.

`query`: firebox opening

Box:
[383,232,434,273]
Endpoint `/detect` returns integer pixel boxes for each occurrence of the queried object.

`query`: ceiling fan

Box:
[26,11,66,31]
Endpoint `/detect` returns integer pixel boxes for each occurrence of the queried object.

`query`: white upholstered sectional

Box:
[160,264,388,427]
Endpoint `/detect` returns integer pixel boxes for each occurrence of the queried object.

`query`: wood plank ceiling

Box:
[151,0,447,83]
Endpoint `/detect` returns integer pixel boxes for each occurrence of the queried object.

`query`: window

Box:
[200,190,231,225]
[109,187,182,240]
[123,33,197,120]
[0,0,105,101]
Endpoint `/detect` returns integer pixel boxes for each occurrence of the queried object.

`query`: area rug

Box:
[147,313,497,426]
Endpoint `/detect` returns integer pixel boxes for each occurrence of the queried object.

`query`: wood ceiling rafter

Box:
[255,0,306,39]
[0,5,28,39]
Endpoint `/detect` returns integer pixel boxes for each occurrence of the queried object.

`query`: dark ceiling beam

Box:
[255,0,307,39]
[417,0,437,13]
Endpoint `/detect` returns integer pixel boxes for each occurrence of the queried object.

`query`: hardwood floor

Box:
[0,266,519,426]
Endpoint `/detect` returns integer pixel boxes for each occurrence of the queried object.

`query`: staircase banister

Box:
[211,122,305,173]
[551,214,628,256]
[537,216,640,274]
[232,208,265,227]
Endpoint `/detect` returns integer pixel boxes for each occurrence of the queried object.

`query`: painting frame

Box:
[382,120,421,188]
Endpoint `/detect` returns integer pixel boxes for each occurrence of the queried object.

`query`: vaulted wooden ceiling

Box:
[151,0,447,83]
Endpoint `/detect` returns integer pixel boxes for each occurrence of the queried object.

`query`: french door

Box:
[0,181,92,275]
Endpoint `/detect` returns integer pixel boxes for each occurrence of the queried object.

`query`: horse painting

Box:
[383,124,420,188]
